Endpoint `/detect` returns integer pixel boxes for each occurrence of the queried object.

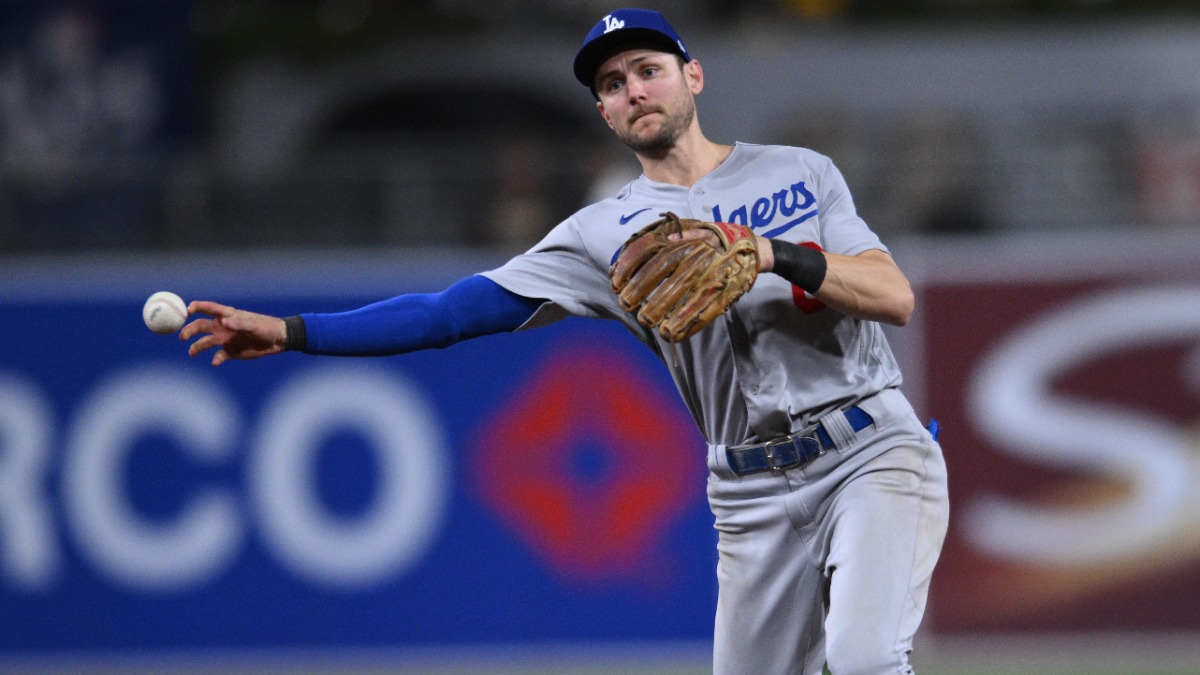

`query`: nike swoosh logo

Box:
[619,208,651,225]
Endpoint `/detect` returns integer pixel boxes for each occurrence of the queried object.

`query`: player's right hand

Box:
[668,227,775,273]
[181,301,288,366]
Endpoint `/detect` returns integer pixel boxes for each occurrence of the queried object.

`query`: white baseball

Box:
[143,291,188,334]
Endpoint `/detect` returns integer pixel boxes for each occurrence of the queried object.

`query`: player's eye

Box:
[605,79,624,94]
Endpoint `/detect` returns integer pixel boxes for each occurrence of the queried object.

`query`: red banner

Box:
[913,240,1200,635]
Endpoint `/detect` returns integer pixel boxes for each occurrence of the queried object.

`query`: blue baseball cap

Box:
[573,8,691,92]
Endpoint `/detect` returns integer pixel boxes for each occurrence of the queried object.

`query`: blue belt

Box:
[725,406,875,475]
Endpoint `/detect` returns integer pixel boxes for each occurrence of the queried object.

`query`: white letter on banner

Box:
[0,374,59,589]
[965,286,1200,565]
[63,366,243,591]
[250,365,448,588]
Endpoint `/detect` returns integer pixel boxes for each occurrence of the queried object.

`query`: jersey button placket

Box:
[689,186,709,217]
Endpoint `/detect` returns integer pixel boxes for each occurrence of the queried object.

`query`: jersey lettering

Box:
[712,180,817,238]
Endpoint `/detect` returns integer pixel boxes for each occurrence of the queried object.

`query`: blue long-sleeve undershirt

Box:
[300,275,542,356]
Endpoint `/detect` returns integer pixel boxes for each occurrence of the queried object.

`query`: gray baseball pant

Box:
[706,388,950,675]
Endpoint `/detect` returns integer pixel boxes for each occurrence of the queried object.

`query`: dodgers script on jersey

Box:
[482,142,902,448]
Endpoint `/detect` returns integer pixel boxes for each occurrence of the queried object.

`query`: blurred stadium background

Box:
[2,0,1200,673]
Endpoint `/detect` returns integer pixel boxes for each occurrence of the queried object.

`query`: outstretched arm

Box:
[181,275,542,366]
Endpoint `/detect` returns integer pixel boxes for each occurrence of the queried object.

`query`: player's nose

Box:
[624,77,649,103]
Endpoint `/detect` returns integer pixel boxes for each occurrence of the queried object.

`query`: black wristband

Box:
[769,239,827,294]
[282,315,307,352]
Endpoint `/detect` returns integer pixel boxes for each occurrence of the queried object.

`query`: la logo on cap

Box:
[602,14,625,33]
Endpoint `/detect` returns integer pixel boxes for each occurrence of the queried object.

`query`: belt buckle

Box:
[764,437,802,471]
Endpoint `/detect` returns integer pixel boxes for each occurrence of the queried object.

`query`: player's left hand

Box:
[180,301,288,366]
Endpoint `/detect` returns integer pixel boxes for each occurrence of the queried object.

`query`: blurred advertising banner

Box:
[0,0,196,154]
[0,254,714,659]
[6,234,1199,665]
[0,0,195,250]
[905,232,1200,637]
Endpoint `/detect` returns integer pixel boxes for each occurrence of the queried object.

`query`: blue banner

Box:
[0,256,716,658]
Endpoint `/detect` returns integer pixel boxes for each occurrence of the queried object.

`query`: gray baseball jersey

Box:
[482,141,902,447]
[484,140,948,674]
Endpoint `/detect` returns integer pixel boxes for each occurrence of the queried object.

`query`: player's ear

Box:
[685,58,704,95]
[597,100,614,129]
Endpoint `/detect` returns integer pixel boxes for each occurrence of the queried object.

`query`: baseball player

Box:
[182,8,949,674]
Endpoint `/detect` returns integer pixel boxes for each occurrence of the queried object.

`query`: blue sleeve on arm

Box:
[300,275,542,356]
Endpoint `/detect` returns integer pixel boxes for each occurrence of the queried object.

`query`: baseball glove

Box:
[610,212,759,342]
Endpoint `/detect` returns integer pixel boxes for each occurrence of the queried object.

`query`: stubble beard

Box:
[617,97,696,159]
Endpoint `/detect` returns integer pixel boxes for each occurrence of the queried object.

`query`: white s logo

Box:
[965,285,1200,566]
